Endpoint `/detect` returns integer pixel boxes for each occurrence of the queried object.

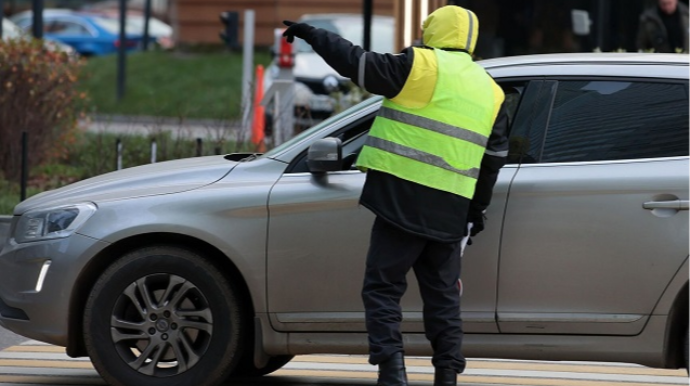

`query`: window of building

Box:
[541,80,689,162]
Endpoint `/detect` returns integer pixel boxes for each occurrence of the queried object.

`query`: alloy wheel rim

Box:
[109,273,214,377]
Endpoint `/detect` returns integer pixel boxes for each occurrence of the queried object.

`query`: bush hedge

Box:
[0,38,85,181]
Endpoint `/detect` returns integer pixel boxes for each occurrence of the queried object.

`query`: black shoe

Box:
[376,352,408,386]
[433,367,457,386]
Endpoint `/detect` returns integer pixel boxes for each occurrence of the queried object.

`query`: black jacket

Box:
[637,3,689,53]
[301,27,510,243]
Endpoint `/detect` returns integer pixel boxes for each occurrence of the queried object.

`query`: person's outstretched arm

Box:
[282,20,412,98]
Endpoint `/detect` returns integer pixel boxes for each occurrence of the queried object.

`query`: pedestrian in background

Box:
[637,0,689,52]
[282,5,509,386]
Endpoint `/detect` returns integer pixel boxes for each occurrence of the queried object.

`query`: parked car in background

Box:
[9,8,73,29]
[0,53,687,386]
[83,11,175,49]
[2,17,77,56]
[264,14,395,129]
[10,9,145,56]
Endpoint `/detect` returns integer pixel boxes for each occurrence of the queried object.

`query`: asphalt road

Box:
[0,341,686,386]
[0,328,24,352]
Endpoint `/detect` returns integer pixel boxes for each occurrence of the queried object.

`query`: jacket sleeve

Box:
[467,103,510,221]
[303,27,412,99]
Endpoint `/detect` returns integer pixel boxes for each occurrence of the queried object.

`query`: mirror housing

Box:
[307,138,342,173]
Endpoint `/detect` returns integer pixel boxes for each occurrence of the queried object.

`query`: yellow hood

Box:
[422,5,479,53]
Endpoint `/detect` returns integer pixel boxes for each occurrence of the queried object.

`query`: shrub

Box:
[0,37,85,181]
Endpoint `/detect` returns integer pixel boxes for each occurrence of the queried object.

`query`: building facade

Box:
[171,0,394,47]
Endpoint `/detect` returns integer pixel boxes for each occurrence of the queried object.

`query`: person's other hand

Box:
[467,215,485,237]
[282,20,313,43]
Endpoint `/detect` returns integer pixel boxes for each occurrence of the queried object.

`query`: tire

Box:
[232,355,294,377]
[84,246,245,386]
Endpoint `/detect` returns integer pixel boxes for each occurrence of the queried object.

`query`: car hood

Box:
[294,52,346,80]
[14,156,238,215]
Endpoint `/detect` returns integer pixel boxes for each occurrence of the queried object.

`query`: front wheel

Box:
[84,246,246,386]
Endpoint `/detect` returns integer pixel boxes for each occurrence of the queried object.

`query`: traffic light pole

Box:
[31,0,43,39]
[363,0,372,51]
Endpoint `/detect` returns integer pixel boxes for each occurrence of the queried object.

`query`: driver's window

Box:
[286,115,375,173]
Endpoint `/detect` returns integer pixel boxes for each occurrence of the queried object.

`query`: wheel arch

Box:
[66,232,256,358]
[663,281,689,368]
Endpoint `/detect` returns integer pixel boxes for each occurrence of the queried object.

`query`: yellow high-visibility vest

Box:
[357,48,503,199]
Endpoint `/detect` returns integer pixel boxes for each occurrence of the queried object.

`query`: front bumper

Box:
[0,230,109,346]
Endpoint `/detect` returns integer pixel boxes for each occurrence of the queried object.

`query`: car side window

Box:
[500,80,550,165]
[541,80,689,162]
[48,21,92,36]
[286,115,375,173]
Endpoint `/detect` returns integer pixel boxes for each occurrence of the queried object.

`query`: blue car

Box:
[11,10,144,56]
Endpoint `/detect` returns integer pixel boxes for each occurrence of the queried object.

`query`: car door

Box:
[266,80,529,334]
[497,75,690,335]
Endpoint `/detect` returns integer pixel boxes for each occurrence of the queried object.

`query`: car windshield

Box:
[296,17,394,53]
[262,95,382,159]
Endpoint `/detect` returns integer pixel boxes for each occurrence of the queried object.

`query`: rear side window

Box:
[541,80,689,163]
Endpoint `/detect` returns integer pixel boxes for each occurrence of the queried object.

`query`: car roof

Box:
[479,52,689,70]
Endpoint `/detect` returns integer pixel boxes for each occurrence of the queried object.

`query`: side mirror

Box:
[307,138,342,173]
[571,10,592,36]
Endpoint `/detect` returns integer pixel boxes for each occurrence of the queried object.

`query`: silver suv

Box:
[1,53,688,386]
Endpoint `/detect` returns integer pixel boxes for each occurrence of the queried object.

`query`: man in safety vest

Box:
[283,5,509,386]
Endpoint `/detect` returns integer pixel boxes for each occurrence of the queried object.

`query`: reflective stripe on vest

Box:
[378,107,488,148]
[365,136,480,179]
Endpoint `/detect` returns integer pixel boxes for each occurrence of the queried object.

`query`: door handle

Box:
[643,200,689,210]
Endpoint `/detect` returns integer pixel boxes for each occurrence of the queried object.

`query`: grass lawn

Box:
[78,50,272,120]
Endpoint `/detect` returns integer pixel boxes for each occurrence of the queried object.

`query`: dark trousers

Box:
[362,216,465,372]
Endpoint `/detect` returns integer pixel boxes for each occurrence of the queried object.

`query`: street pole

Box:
[241,10,255,134]
[31,0,43,39]
[117,0,127,101]
[0,0,5,39]
[363,0,372,51]
[142,0,152,51]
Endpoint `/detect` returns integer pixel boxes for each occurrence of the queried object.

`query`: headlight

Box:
[14,203,97,244]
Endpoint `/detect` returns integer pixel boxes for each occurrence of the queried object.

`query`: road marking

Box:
[3,346,65,353]
[0,344,686,385]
